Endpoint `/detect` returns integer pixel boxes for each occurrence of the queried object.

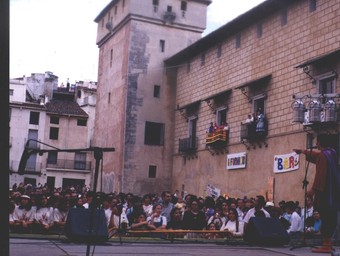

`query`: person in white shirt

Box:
[284,201,303,234]
[243,195,271,229]
[34,195,54,232]
[13,195,35,232]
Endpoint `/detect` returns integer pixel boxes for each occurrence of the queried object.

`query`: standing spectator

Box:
[160,191,174,222]
[182,199,206,238]
[236,199,245,221]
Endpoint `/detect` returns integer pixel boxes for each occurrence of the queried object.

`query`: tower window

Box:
[154,85,160,98]
[148,165,157,178]
[144,121,164,145]
[160,40,165,52]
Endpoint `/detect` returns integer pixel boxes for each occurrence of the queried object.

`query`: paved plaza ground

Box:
[9,234,340,256]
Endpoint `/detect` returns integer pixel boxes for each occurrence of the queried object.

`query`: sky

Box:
[10,0,265,84]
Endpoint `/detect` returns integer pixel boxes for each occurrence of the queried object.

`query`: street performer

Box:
[294,134,340,253]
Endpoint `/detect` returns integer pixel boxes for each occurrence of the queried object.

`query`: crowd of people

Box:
[9,182,326,241]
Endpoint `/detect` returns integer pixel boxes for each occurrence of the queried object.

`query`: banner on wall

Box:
[226,152,246,170]
[273,152,299,173]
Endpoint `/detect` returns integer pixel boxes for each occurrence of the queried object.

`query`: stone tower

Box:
[93,0,211,194]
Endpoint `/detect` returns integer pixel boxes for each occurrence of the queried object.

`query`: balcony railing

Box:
[206,129,228,147]
[240,120,268,141]
[46,159,91,171]
[179,136,197,153]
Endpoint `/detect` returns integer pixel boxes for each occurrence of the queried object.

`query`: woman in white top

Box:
[142,194,153,217]
[220,208,244,238]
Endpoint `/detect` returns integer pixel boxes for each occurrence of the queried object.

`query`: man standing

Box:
[160,191,174,222]
[294,134,340,253]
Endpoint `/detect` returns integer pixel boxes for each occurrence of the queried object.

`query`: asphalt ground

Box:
[9,234,340,256]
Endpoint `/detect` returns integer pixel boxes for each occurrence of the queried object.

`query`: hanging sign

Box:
[274,152,299,173]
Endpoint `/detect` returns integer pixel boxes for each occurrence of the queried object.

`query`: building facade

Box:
[9,73,97,189]
[166,0,340,202]
[93,0,211,193]
[93,0,340,203]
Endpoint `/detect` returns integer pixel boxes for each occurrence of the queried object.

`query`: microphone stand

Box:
[290,147,315,250]
[18,140,115,256]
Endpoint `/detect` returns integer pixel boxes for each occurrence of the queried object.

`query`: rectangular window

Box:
[115,6,117,15]
[188,117,197,149]
[49,127,59,140]
[153,0,159,5]
[217,108,227,126]
[253,96,265,115]
[318,74,336,103]
[256,23,263,38]
[281,9,287,26]
[74,152,86,170]
[148,165,157,178]
[47,152,58,165]
[216,44,222,58]
[108,92,111,104]
[200,53,205,66]
[160,40,165,52]
[77,119,87,126]
[10,89,14,96]
[29,111,40,125]
[167,6,172,12]
[144,121,164,145]
[50,116,59,124]
[309,0,317,12]
[154,85,160,98]
[235,34,241,48]
[110,49,113,67]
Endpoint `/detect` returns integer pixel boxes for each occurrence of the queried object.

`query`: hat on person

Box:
[21,195,31,199]
[265,201,274,207]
